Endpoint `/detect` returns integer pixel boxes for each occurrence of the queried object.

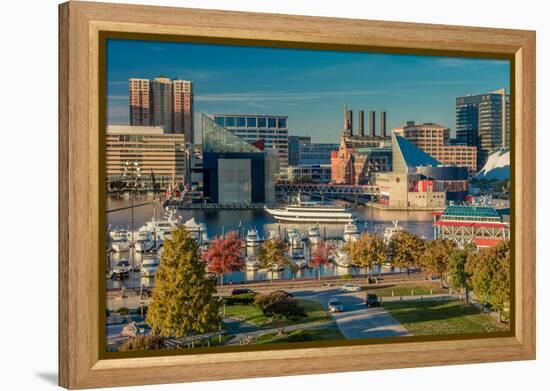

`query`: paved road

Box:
[294,288,411,339]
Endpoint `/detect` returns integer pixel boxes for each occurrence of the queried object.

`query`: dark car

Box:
[366,293,380,307]
[231,288,255,296]
[272,290,293,298]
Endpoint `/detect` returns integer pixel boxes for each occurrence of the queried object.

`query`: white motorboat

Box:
[291,254,308,269]
[111,238,130,252]
[245,228,261,257]
[383,221,405,243]
[268,229,281,240]
[139,209,181,242]
[109,228,130,241]
[286,228,303,249]
[343,220,360,243]
[307,225,321,245]
[333,250,352,267]
[265,194,355,223]
[140,257,160,277]
[134,232,155,253]
[182,217,209,244]
[112,259,131,279]
[245,255,260,271]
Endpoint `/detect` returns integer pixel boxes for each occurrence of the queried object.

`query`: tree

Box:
[309,240,334,280]
[118,335,165,351]
[466,241,510,321]
[147,228,219,337]
[258,237,289,283]
[204,231,244,285]
[388,231,425,274]
[343,233,387,277]
[447,246,475,302]
[419,238,456,287]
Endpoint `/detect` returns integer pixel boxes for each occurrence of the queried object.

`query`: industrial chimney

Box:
[369,110,376,137]
[358,111,365,137]
[380,111,387,137]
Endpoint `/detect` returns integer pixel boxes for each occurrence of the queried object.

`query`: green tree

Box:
[447,245,475,302]
[147,228,219,337]
[419,238,456,287]
[388,231,425,275]
[466,241,510,321]
[255,292,306,334]
[343,233,387,277]
[258,237,290,283]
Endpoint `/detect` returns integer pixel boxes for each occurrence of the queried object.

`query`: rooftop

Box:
[393,133,441,168]
[442,205,501,219]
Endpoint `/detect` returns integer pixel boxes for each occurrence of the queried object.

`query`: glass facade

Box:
[218,159,252,204]
[202,114,260,153]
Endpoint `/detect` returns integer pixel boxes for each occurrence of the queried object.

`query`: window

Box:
[268,117,277,128]
[225,116,235,127]
[214,116,224,126]
[247,117,257,127]
[278,118,287,128]
[258,117,267,128]
[236,117,246,127]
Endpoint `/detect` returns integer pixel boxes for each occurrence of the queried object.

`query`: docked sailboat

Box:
[265,194,355,223]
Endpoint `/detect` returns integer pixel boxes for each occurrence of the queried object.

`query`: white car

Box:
[339,283,363,293]
[328,298,344,313]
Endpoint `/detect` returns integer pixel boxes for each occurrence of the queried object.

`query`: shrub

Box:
[225,293,256,306]
[287,330,312,342]
[340,274,354,280]
[255,292,306,320]
[118,335,165,351]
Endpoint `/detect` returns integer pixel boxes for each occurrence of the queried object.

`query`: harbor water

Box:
[106,196,435,288]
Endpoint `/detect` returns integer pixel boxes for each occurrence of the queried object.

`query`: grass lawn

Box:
[254,326,345,345]
[224,299,330,327]
[362,282,448,297]
[384,300,509,336]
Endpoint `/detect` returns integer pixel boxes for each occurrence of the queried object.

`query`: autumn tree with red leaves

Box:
[204,231,244,285]
[309,240,334,280]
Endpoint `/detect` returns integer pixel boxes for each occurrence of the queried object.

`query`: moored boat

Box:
[265,194,355,223]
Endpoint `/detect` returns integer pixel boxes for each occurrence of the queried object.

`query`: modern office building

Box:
[173,80,194,142]
[105,125,187,190]
[129,78,152,126]
[282,164,332,184]
[212,114,289,171]
[374,133,469,209]
[151,77,173,132]
[128,77,195,140]
[288,136,310,165]
[288,136,338,166]
[202,115,279,204]
[395,121,478,176]
[456,88,510,168]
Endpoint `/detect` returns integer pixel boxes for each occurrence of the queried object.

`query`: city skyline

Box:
[107,39,510,143]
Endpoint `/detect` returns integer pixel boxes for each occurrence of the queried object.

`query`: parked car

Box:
[328,298,344,313]
[366,293,380,307]
[339,283,363,293]
[231,288,255,296]
[272,290,293,297]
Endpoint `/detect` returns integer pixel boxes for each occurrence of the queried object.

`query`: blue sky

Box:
[106,39,510,143]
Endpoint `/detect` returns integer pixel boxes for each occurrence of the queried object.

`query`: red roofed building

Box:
[433,205,509,249]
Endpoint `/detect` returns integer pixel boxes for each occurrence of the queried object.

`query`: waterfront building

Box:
[331,106,392,184]
[288,135,336,166]
[374,133,469,209]
[456,88,510,168]
[106,125,187,189]
[288,136,310,166]
[129,78,152,126]
[433,205,510,249]
[173,80,194,142]
[211,113,289,171]
[186,145,204,203]
[151,77,173,132]
[282,164,332,184]
[128,77,195,140]
[201,115,279,204]
[395,121,478,176]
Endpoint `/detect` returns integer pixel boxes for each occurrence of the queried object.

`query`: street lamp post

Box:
[123,160,141,292]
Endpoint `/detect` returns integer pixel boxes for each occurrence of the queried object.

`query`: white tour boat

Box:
[265,194,355,223]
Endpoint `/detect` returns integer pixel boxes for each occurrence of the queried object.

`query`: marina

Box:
[106,195,434,288]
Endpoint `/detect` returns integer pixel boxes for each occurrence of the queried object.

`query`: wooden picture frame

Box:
[59,1,536,389]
